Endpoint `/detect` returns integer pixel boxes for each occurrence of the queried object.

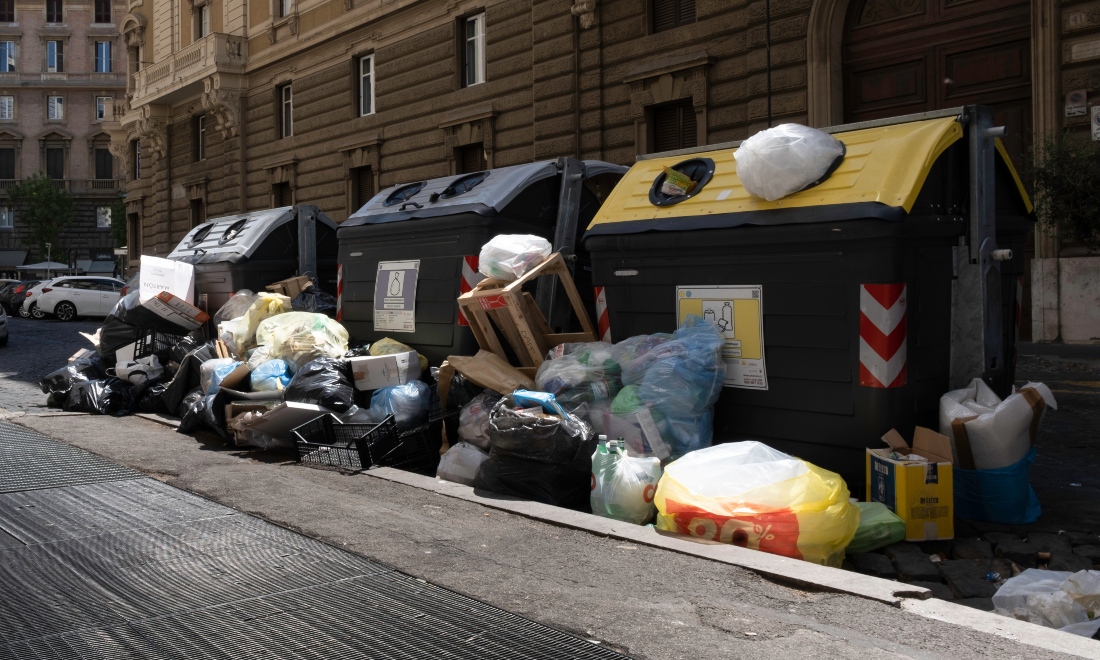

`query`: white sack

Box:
[939,378,1057,470]
[733,124,845,201]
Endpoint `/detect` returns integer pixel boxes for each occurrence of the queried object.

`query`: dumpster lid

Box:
[167,205,338,264]
[343,159,627,227]
[586,110,1033,236]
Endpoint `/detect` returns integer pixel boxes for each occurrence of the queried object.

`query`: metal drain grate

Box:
[0,420,140,493]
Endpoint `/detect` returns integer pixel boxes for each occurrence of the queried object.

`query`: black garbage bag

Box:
[177,391,230,438]
[38,355,105,397]
[484,400,595,465]
[168,334,203,364]
[475,458,593,511]
[98,290,196,365]
[162,341,220,414]
[134,377,170,414]
[344,345,371,358]
[284,357,355,412]
[176,386,205,418]
[63,378,135,416]
[292,288,338,317]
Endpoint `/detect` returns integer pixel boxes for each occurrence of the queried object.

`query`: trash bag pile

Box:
[993,569,1100,637]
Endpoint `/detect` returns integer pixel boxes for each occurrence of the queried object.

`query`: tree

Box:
[1024,132,1100,254]
[108,189,127,247]
[8,173,74,259]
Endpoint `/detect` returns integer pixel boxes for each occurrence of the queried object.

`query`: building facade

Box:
[112,0,1100,341]
[0,0,127,265]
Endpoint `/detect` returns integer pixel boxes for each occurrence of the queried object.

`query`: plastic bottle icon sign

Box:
[719,302,732,331]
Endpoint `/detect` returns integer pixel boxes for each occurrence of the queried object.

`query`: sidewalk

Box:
[0,419,629,659]
[12,413,1098,659]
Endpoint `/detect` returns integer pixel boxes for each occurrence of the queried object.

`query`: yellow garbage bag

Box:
[233,293,292,354]
[255,311,349,372]
[371,337,429,372]
[654,441,860,567]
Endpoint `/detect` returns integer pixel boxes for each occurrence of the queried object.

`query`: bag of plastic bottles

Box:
[591,439,663,525]
[845,502,905,554]
[436,441,490,486]
[255,311,349,372]
[457,392,500,450]
[478,234,551,281]
[251,359,291,392]
[654,441,860,567]
[233,293,292,354]
[733,123,846,201]
[370,380,430,431]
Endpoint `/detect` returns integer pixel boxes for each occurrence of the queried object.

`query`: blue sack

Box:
[251,359,291,392]
[953,447,1041,525]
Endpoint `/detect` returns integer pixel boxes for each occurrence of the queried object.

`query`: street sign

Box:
[113,248,128,255]
[1066,90,1087,117]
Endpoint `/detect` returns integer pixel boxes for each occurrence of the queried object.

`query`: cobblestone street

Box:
[0,316,102,413]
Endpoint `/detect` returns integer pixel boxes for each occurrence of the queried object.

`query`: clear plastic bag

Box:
[654,441,860,567]
[1061,570,1100,620]
[457,392,500,450]
[486,398,594,465]
[247,344,275,371]
[233,293,292,354]
[251,359,291,392]
[992,568,1100,630]
[255,311,349,372]
[207,360,244,395]
[213,289,258,328]
[436,441,490,486]
[218,319,241,358]
[199,358,237,395]
[370,380,430,431]
[845,502,905,554]
[939,378,1057,470]
[733,123,846,201]
[478,234,552,281]
[591,441,662,525]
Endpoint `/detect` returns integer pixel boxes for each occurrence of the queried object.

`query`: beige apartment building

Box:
[111,0,1099,341]
[0,0,127,267]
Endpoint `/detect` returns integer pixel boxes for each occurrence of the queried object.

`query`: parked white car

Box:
[26,277,126,321]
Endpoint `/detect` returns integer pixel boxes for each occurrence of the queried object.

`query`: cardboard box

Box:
[240,401,332,440]
[140,255,195,304]
[348,351,421,391]
[866,427,954,541]
[266,276,312,300]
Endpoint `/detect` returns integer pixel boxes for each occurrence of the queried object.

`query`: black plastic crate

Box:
[376,423,440,475]
[292,414,398,471]
[133,328,188,360]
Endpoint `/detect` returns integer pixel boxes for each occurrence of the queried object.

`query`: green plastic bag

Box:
[846,502,906,554]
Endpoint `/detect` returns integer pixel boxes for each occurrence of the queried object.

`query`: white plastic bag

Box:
[110,355,164,386]
[478,234,551,281]
[436,441,490,486]
[733,124,845,201]
[1061,570,1100,620]
[939,378,1057,469]
[199,357,237,395]
[591,441,662,525]
[457,392,498,450]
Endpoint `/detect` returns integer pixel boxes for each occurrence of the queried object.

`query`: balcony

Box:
[85,179,121,194]
[0,179,16,193]
[131,33,247,107]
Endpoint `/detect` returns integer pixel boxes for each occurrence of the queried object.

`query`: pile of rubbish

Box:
[992,569,1100,637]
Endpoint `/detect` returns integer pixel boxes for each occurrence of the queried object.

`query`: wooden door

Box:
[843,0,1033,340]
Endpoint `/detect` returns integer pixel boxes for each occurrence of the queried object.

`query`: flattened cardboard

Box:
[911,426,953,464]
[213,363,251,392]
[219,387,283,402]
[241,401,333,440]
[348,351,420,391]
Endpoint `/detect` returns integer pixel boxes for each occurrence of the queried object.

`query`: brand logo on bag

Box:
[643,484,656,503]
[665,500,802,560]
[859,283,907,388]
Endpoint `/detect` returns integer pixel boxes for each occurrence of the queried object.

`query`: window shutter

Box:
[458,143,486,174]
[46,148,64,179]
[356,166,374,208]
[0,148,14,179]
[0,0,13,23]
[681,105,697,149]
[679,0,695,24]
[652,0,676,33]
[652,105,680,153]
[0,95,11,119]
[275,182,292,206]
[95,148,113,179]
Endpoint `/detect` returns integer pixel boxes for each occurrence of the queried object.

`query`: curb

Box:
[363,467,1100,660]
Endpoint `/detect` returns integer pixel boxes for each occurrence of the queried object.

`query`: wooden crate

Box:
[265,275,312,300]
[456,252,597,377]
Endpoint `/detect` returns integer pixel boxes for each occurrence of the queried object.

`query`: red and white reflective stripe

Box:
[594,286,611,343]
[859,283,907,388]
[457,255,483,327]
[1014,275,1022,365]
[335,263,343,323]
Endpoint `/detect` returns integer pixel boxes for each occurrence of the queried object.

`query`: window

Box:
[650,101,697,153]
[47,41,63,72]
[95,41,111,73]
[94,0,109,23]
[45,147,63,179]
[358,55,374,116]
[189,198,205,226]
[96,207,111,228]
[279,84,292,138]
[0,95,11,120]
[456,143,486,174]
[0,148,14,178]
[0,42,14,71]
[461,13,485,87]
[96,96,112,121]
[273,182,291,206]
[132,139,140,179]
[651,0,695,33]
[0,0,13,22]
[94,148,112,179]
[47,95,63,119]
[0,207,11,228]
[278,0,290,18]
[193,115,206,161]
[352,166,373,209]
[196,4,210,40]
[46,0,61,23]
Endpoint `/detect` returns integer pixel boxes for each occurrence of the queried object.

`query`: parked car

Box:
[20,280,55,319]
[0,282,18,314]
[4,280,43,317]
[28,277,126,321]
[0,304,8,346]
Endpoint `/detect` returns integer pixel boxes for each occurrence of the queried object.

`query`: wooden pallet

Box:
[456,252,597,377]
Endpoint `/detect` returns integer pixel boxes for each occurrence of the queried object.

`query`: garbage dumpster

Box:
[337,158,626,366]
[583,106,1034,484]
[167,205,338,316]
